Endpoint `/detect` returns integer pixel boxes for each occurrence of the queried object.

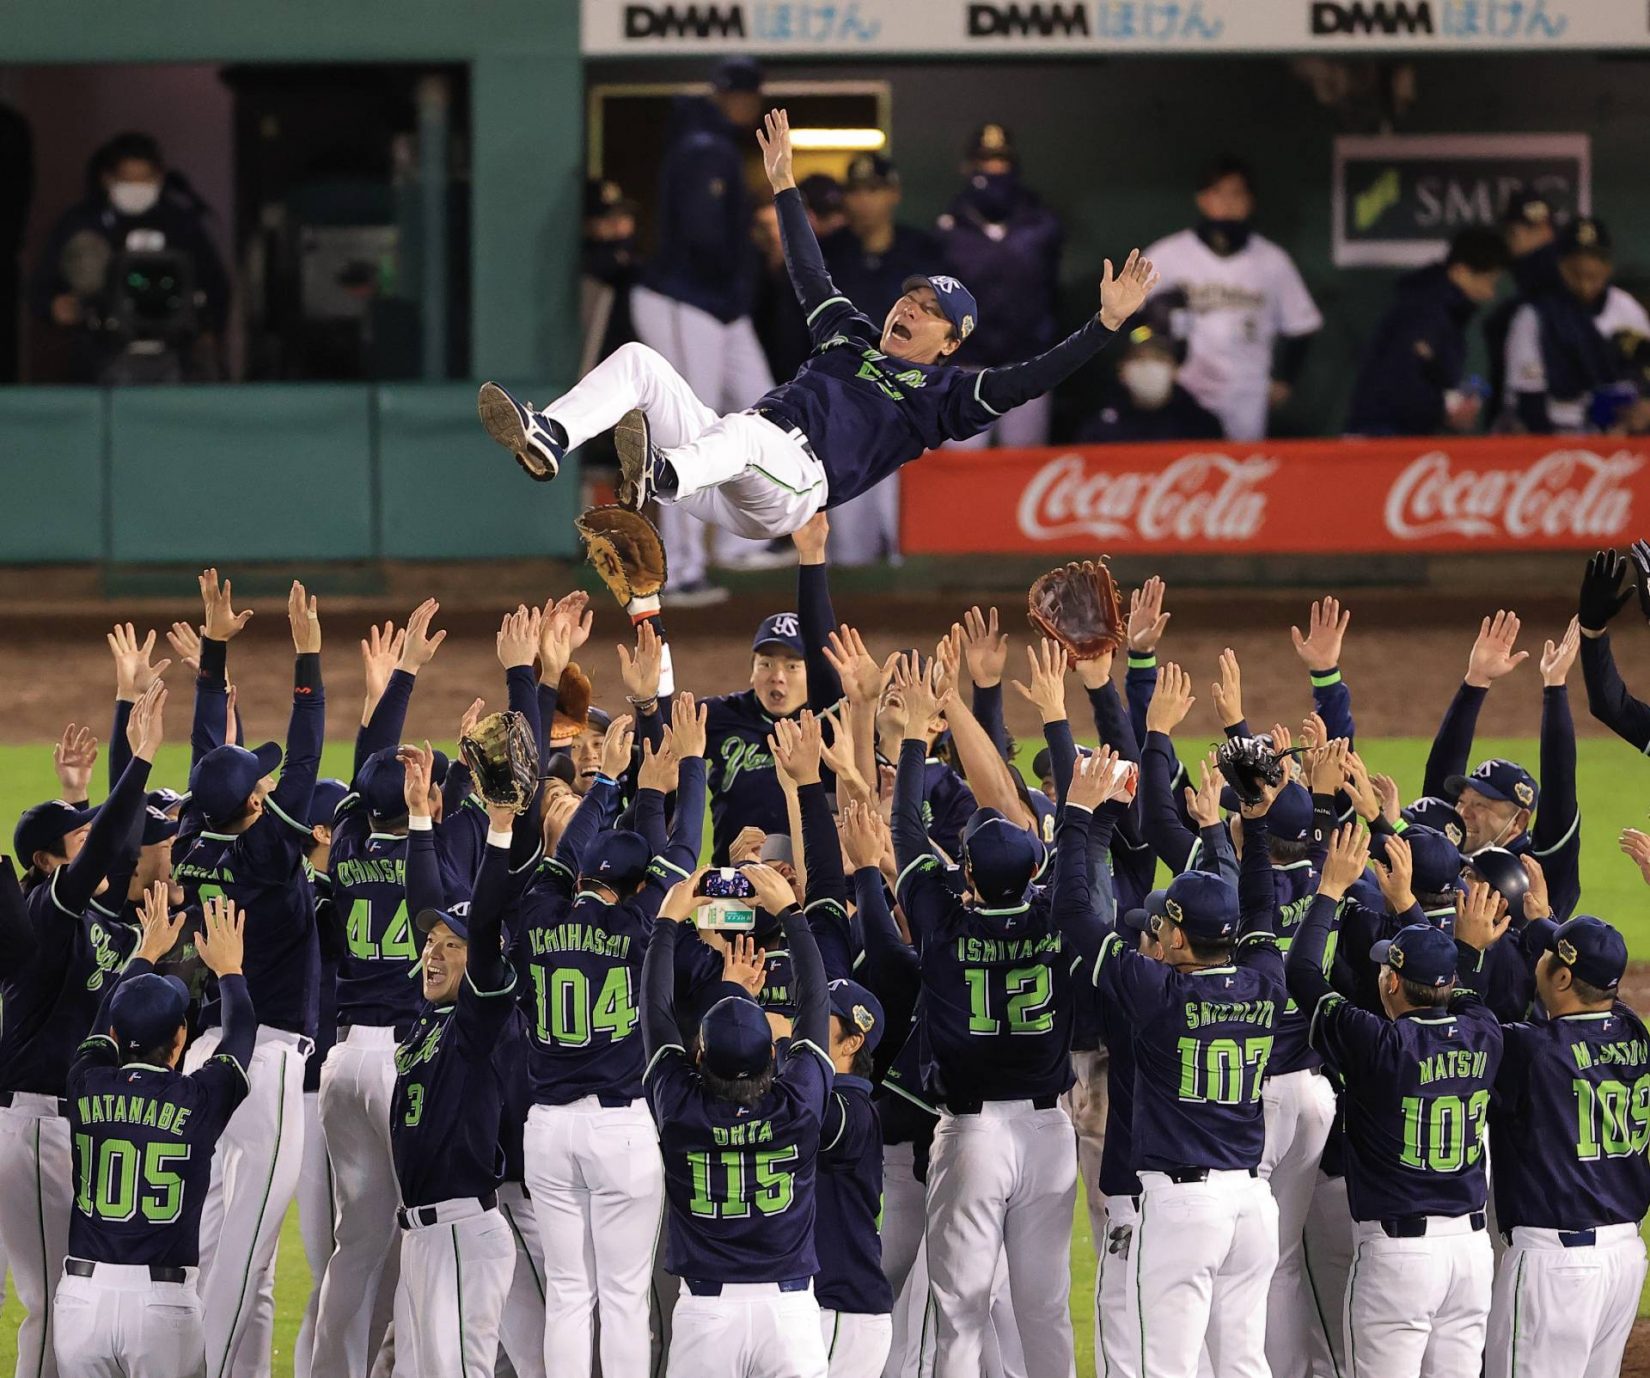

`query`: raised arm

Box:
[403,744,448,912]
[1292,597,1356,743]
[107,624,168,792]
[642,901,689,1062]
[758,110,853,337]
[55,686,162,917]
[1138,662,1200,873]
[1577,549,1650,749]
[264,583,325,836]
[1286,824,1367,1011]
[1534,621,1581,917]
[1423,612,1526,795]
[464,815,514,995]
[746,862,828,1057]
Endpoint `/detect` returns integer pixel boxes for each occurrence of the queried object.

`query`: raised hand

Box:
[1144,662,1197,734]
[960,606,1009,688]
[721,934,769,997]
[820,711,872,805]
[599,714,635,780]
[360,621,405,711]
[1621,827,1650,886]
[840,801,891,872]
[1317,823,1370,901]
[1455,879,1511,953]
[742,861,799,916]
[730,826,768,866]
[792,511,830,565]
[1067,745,1124,812]
[1631,540,1650,625]
[1291,596,1351,673]
[128,682,167,763]
[771,711,823,786]
[1342,749,1381,822]
[1183,752,1222,828]
[823,625,884,705]
[1464,609,1528,688]
[398,741,435,819]
[1540,615,1581,688]
[53,723,99,797]
[496,604,542,670]
[1210,648,1243,728]
[1304,737,1350,795]
[755,107,796,192]
[670,691,708,759]
[1128,576,1171,655]
[618,621,664,704]
[289,581,321,654]
[1011,639,1070,724]
[1578,549,1633,635]
[1098,248,1159,332]
[1368,834,1415,915]
[398,598,446,673]
[196,894,246,977]
[1519,854,1553,922]
[1299,711,1328,751]
[1372,771,1401,824]
[660,867,712,924]
[894,656,942,732]
[108,624,169,703]
[167,621,203,674]
[200,568,253,641]
[638,737,680,795]
[137,879,186,963]
[458,697,486,741]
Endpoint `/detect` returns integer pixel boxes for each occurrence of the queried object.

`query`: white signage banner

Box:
[583,0,1650,56]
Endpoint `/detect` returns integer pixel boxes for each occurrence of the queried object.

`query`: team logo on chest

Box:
[395,1019,446,1074]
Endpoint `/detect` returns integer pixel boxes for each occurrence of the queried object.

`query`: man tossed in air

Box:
[478,109,1155,544]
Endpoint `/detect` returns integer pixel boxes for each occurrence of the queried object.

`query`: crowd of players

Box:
[6,528,1650,1378]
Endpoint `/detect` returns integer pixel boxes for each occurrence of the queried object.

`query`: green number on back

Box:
[1398,1091,1489,1170]
[530,966,637,1047]
[1574,1076,1650,1161]
[73,1134,190,1224]
[347,900,417,961]
[686,1147,798,1219]
[1175,1037,1271,1105]
[962,964,1055,1036]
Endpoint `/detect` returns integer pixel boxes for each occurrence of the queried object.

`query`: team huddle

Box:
[5,533,1650,1378]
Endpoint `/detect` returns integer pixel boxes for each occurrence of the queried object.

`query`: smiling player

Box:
[477,108,1154,547]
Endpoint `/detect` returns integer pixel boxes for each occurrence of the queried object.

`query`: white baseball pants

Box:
[1486,1223,1646,1378]
[494,1182,548,1378]
[293,1089,335,1378]
[393,1200,515,1377]
[879,1141,928,1378]
[820,1309,894,1378]
[546,340,825,541]
[668,1282,829,1378]
[1129,1168,1279,1378]
[0,1094,71,1378]
[925,1101,1076,1378]
[524,1098,664,1378]
[52,1263,204,1378]
[628,287,778,585]
[1064,1048,1110,1258]
[1095,1195,1139,1378]
[311,1028,400,1378]
[187,1026,306,1378]
[1345,1216,1492,1378]
[1261,1069,1336,1378]
[1302,1172,1353,1378]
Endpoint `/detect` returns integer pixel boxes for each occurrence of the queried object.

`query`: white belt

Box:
[340,1025,399,1049]
[1511,1223,1640,1249]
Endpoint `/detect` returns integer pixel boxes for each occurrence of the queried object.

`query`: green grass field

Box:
[2,735,1647,1373]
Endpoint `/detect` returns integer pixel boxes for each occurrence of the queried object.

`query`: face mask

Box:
[1196,217,1251,257]
[1121,358,1175,409]
[110,181,161,217]
[968,171,1020,222]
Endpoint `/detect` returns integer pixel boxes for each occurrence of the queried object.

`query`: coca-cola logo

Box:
[1017,452,1277,544]
[1384,449,1642,541]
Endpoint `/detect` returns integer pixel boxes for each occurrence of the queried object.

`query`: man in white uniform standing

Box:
[1145,156,1321,441]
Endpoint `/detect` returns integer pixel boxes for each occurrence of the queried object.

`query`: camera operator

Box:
[29,131,229,383]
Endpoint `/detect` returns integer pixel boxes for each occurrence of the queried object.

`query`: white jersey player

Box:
[1145,156,1321,441]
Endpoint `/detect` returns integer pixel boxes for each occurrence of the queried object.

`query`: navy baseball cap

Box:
[900,273,978,342]
[15,800,99,860]
[798,173,843,219]
[309,778,349,831]
[1462,846,1529,921]
[1163,870,1240,942]
[580,830,651,890]
[1218,779,1312,841]
[960,809,1043,905]
[967,121,1018,163]
[1543,915,1628,991]
[416,904,470,943]
[1122,887,1170,936]
[1382,825,1462,897]
[1031,747,1055,782]
[190,742,282,826]
[711,56,763,93]
[140,806,180,848]
[829,978,885,1053]
[846,152,899,189]
[1371,922,1458,987]
[1446,759,1538,813]
[1559,217,1611,257]
[753,613,805,658]
[1502,188,1553,228]
[108,973,191,1053]
[357,748,450,820]
[700,995,775,1081]
[147,787,184,816]
[1402,796,1465,849]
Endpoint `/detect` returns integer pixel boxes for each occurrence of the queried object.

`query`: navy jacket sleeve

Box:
[798,565,843,712]
[1311,666,1356,745]
[777,188,872,346]
[109,700,133,794]
[356,669,415,777]
[1533,685,1581,919]
[973,683,1009,758]
[977,317,1119,413]
[216,973,257,1071]
[192,637,231,768]
[798,781,846,914]
[1237,819,1278,939]
[1285,893,1339,1011]
[552,777,620,880]
[1124,654,1159,759]
[782,904,829,1055]
[260,652,324,845]
[891,739,933,876]
[1140,730,1196,874]
[1197,821,1239,889]
[54,756,151,917]
[1580,632,1650,753]
[1423,682,1485,799]
[463,843,511,995]
[405,825,445,914]
[658,758,707,881]
[1087,681,1141,763]
[631,788,669,859]
[1042,719,1078,814]
[642,919,684,1061]
[1051,804,1108,969]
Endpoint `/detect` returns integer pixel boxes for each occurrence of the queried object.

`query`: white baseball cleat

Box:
[477,381,563,481]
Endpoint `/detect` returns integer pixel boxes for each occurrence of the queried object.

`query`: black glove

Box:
[1632,541,1650,625]
[1215,736,1287,807]
[1579,549,1633,632]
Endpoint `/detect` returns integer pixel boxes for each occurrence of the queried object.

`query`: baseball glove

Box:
[459,709,539,814]
[1215,735,1288,807]
[1027,559,1125,660]
[576,505,667,609]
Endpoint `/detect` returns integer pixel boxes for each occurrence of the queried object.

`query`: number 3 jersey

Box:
[65,976,252,1267]
[1490,1000,1650,1232]
[646,1034,833,1284]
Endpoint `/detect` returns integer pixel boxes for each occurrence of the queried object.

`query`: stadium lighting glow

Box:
[788,128,887,151]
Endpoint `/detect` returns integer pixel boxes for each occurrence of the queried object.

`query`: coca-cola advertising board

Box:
[898,437,1649,555]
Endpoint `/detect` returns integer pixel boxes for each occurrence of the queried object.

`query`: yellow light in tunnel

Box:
[788,128,888,151]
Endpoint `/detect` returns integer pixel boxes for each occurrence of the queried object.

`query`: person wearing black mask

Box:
[1144,155,1322,440]
[1346,228,1509,436]
[1505,217,1650,435]
[935,123,1063,447]
[29,131,229,383]
[1482,189,1561,429]
[1077,294,1222,444]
